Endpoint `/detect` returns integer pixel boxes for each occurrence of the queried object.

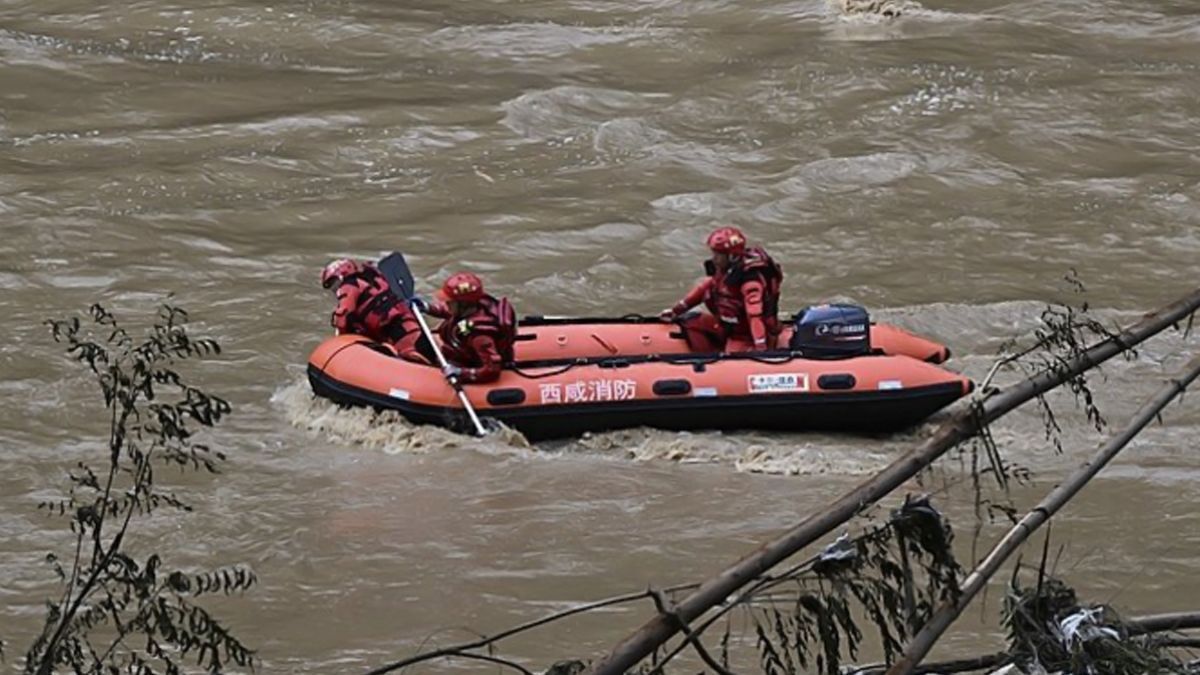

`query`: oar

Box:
[377,252,488,437]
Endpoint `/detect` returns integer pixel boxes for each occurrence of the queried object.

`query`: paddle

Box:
[377,252,488,437]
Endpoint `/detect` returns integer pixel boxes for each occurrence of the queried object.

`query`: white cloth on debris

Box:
[1056,607,1119,648]
[819,532,857,563]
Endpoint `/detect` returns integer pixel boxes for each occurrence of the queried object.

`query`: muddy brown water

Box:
[2,0,1198,671]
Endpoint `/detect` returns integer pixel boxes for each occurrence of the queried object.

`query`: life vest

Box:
[437,296,517,366]
[701,247,783,332]
[700,279,735,327]
[340,265,408,336]
[728,246,783,316]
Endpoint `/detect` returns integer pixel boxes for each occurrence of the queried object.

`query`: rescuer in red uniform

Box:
[321,258,431,364]
[425,272,517,384]
[659,227,783,352]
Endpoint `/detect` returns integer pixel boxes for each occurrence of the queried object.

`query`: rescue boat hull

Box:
[306,329,972,441]
[308,364,968,440]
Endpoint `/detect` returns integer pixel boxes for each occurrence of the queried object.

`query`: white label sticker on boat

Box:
[388,388,411,400]
[693,387,718,398]
[877,380,903,390]
[748,373,809,393]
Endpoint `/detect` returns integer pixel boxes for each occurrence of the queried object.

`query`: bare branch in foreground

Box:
[887,353,1200,675]
[363,584,698,675]
[588,286,1200,675]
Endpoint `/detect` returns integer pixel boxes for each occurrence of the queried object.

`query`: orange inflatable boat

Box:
[307,306,973,440]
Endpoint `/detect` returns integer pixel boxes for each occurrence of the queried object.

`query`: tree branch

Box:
[364,584,699,675]
[644,556,821,675]
[848,652,1010,675]
[1129,612,1200,637]
[648,588,736,675]
[427,650,536,675]
[887,353,1200,675]
[587,286,1200,675]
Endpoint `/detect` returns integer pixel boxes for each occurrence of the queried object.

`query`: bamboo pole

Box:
[885,353,1200,675]
[588,288,1200,675]
[1127,611,1200,636]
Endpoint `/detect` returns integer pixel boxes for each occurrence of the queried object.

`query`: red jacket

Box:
[428,296,517,384]
[673,247,782,349]
[331,265,421,350]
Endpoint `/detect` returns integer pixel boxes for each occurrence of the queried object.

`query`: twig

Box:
[648,588,737,675]
[364,584,699,675]
[587,286,1200,675]
[644,555,821,675]
[886,353,1200,675]
[847,652,1010,675]
[38,409,141,675]
[435,650,537,675]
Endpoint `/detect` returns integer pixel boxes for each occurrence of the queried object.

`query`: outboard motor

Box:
[789,304,871,359]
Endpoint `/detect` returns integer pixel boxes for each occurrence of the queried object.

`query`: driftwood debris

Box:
[848,611,1200,675]
[587,286,1200,675]
[885,353,1200,674]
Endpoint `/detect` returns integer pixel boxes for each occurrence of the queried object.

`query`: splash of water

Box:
[276,379,921,475]
[566,428,898,476]
[832,0,923,20]
[271,379,531,455]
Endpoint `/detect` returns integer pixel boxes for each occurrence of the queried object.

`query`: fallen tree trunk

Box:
[588,287,1200,675]
[885,353,1200,675]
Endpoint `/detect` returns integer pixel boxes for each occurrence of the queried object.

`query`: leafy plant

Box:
[24,303,255,674]
[994,270,1129,455]
[749,495,964,675]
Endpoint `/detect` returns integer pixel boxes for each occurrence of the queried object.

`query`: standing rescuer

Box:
[425,272,517,384]
[321,258,431,364]
[659,226,784,352]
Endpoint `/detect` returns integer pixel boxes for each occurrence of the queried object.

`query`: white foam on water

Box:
[271,379,532,457]
[832,0,924,20]
[275,376,908,475]
[565,427,901,476]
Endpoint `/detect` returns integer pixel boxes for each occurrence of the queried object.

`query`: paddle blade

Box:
[378,251,417,301]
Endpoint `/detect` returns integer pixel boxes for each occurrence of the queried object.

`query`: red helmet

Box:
[706,226,747,255]
[321,258,360,289]
[437,272,485,303]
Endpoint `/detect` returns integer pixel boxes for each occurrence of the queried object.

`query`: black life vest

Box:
[722,246,783,319]
[344,265,402,333]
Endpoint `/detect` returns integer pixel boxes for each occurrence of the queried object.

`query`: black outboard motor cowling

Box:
[789,304,871,359]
